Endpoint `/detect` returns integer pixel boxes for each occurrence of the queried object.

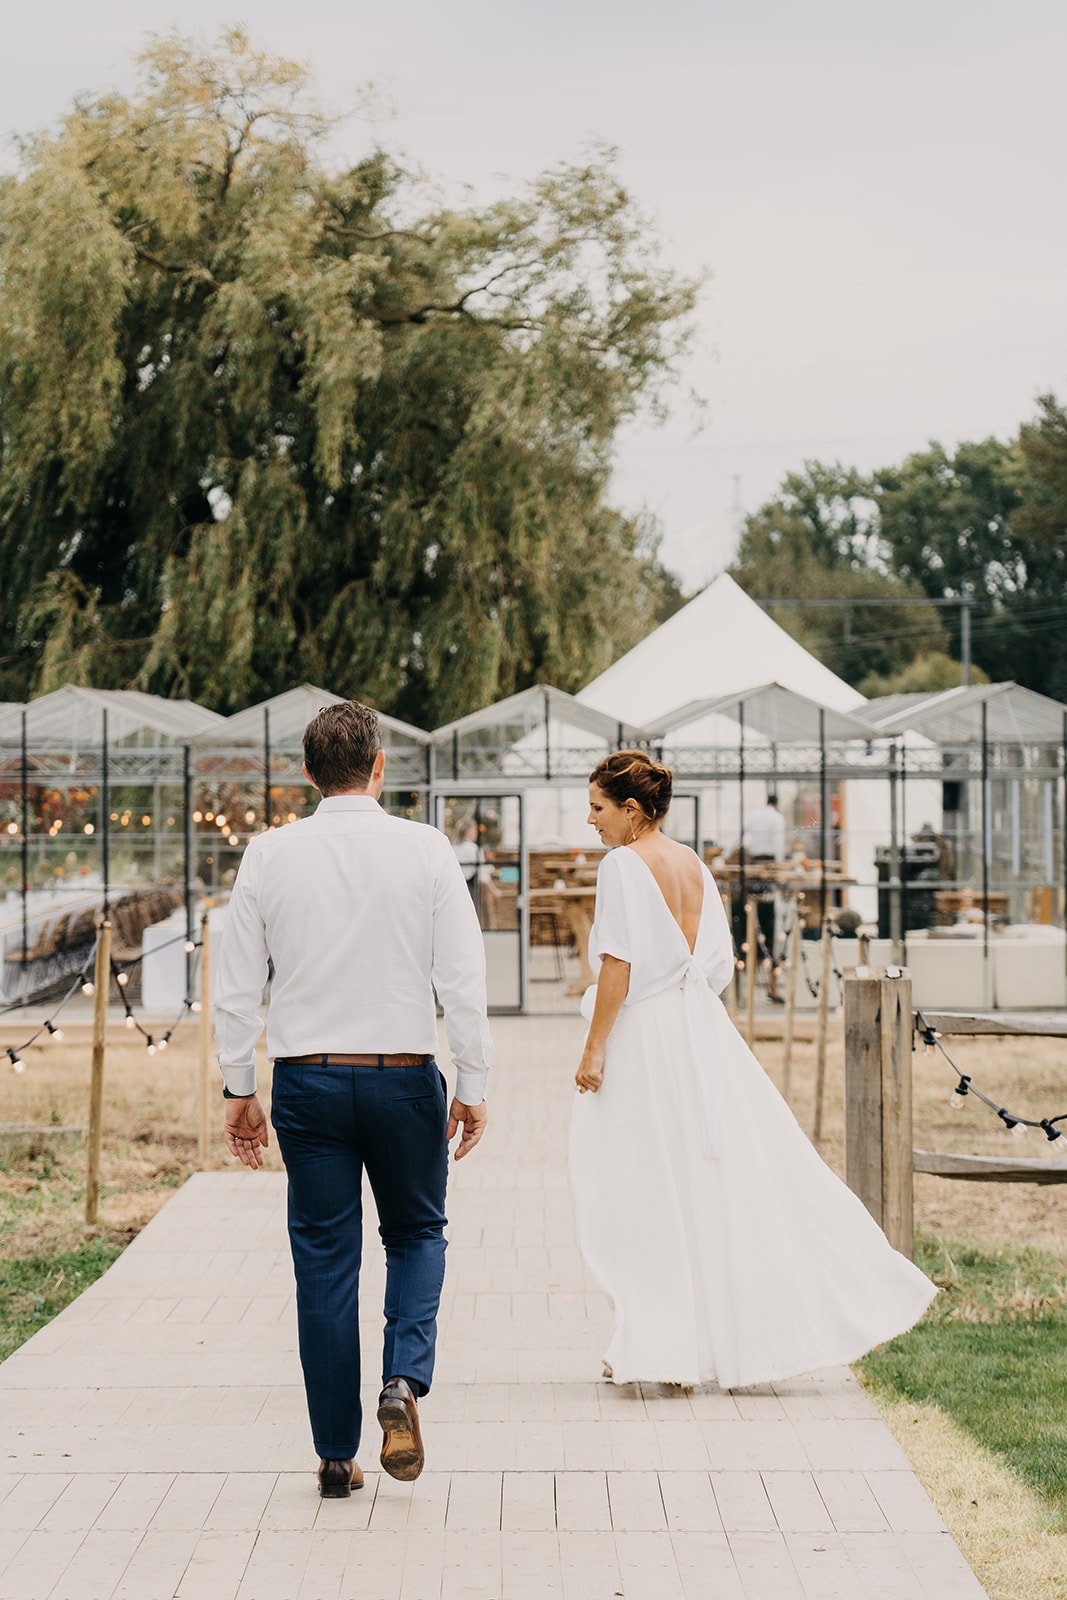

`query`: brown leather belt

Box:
[282,1052,432,1067]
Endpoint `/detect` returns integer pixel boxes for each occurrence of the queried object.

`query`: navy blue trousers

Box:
[270,1056,449,1460]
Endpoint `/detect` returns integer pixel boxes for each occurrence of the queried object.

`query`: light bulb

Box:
[11,1056,25,1073]
[125,1014,135,1030]
[81,980,95,996]
[948,1088,967,1110]
[46,1022,63,1042]
[83,823,95,836]
[147,1041,157,1056]
[228,834,239,846]
[216,815,227,829]
[1010,1120,1027,1138]
[193,810,203,823]
[158,1037,169,1052]
[245,810,256,824]
[116,970,128,987]
[190,1000,202,1014]
[184,940,196,953]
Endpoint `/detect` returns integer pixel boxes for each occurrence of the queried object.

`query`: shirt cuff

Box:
[453,1062,488,1106]
[218,1059,257,1097]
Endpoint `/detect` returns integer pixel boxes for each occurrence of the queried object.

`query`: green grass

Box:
[0,1242,122,1361]
[858,1232,1067,1524]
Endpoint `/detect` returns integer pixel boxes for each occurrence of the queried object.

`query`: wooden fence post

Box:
[198,912,213,1168]
[744,898,758,1045]
[85,920,111,1224]
[781,910,801,1102]
[811,917,834,1143]
[843,966,915,1258]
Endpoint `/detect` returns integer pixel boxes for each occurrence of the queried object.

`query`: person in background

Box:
[453,819,483,899]
[726,793,787,1002]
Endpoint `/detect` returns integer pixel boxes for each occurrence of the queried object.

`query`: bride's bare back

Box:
[626,834,705,954]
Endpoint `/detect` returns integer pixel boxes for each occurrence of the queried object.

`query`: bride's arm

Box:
[576,955,629,1093]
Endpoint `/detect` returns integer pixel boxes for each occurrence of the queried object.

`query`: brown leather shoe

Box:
[377,1377,425,1481]
[317,1458,364,1498]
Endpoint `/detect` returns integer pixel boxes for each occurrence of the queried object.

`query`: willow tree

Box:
[0,31,696,720]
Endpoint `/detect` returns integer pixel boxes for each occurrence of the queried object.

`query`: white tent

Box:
[580,573,864,724]
[578,575,941,918]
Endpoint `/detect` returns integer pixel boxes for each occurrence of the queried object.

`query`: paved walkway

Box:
[0,1017,988,1599]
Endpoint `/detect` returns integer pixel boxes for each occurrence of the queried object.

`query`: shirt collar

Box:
[315,794,383,812]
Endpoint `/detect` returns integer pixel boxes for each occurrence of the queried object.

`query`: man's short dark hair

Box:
[767,793,779,806]
[303,701,382,795]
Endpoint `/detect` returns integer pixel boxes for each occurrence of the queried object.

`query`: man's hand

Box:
[224,1094,270,1169]
[446,1098,487,1161]
[575,1049,605,1094]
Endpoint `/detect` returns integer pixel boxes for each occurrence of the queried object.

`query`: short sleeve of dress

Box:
[701,863,737,994]
[590,850,630,965]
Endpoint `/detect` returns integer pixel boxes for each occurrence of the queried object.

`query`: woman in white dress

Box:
[569,750,938,1389]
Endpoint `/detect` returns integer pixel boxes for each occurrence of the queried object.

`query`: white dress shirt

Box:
[730,805,787,861]
[213,795,492,1105]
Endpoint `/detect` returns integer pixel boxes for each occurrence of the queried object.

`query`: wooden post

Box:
[843,966,915,1258]
[744,898,758,1045]
[198,912,213,1168]
[85,920,111,1224]
[811,917,834,1144]
[781,910,802,1101]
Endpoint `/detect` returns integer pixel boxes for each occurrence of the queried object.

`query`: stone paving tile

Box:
[0,1016,989,1599]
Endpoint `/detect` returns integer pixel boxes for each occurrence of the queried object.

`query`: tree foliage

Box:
[858,652,989,700]
[732,406,1067,701]
[730,463,949,686]
[0,31,699,721]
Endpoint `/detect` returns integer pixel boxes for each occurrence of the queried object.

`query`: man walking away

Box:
[213,701,491,1497]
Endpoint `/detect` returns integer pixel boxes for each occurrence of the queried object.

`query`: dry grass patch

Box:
[868,1391,1067,1600]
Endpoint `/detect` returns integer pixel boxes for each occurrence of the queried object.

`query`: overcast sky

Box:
[5,1,1066,589]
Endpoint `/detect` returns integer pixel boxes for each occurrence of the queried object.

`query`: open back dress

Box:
[567,844,937,1388]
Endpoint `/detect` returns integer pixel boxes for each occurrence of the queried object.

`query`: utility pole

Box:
[960,591,972,686]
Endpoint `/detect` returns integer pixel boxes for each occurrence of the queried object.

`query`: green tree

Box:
[858,652,990,700]
[874,428,1067,697]
[0,31,698,722]
[730,462,949,687]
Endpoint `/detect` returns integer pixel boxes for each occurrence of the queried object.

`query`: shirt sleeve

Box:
[431,840,493,1104]
[591,851,630,965]
[213,840,269,1095]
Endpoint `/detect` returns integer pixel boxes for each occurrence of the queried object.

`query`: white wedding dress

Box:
[568,845,938,1388]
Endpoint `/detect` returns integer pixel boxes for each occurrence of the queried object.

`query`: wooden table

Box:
[528,886,598,994]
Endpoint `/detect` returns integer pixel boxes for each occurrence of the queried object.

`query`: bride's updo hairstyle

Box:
[589,750,673,821]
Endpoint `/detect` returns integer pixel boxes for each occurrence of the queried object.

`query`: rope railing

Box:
[915,1010,1065,1143]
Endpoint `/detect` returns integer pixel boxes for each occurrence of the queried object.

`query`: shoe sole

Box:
[378,1396,424,1481]
[318,1473,363,1499]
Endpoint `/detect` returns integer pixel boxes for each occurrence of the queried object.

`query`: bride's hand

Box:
[576,1051,604,1094]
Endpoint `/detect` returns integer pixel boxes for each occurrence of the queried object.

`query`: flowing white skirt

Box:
[568,983,938,1388]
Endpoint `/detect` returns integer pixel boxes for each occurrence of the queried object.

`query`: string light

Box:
[146,1036,157,1055]
[917,1013,1065,1143]
[184,940,196,953]
[1,932,201,1069]
[116,970,129,987]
